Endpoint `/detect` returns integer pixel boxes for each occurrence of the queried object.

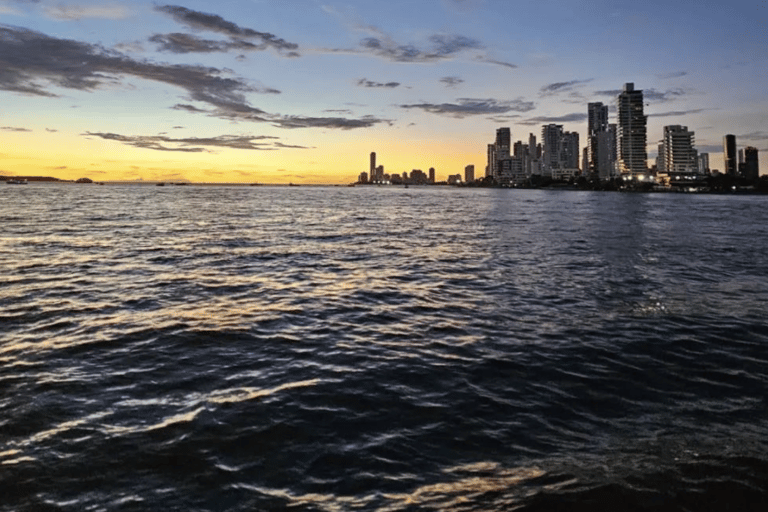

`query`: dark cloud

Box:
[0,25,381,130]
[487,114,522,123]
[274,142,312,149]
[647,108,708,117]
[356,33,484,63]
[736,131,768,141]
[1,126,31,132]
[657,71,687,79]
[594,87,688,102]
[149,33,259,54]
[82,132,295,152]
[644,88,687,102]
[399,98,535,118]
[540,79,592,96]
[357,78,400,88]
[273,115,387,130]
[518,113,588,126]
[476,57,517,69]
[171,104,209,113]
[0,24,269,104]
[154,5,299,55]
[440,76,464,88]
[45,127,57,132]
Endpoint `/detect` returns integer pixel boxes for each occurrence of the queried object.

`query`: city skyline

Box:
[1,0,766,183]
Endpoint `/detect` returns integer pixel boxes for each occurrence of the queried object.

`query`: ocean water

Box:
[1,183,767,511]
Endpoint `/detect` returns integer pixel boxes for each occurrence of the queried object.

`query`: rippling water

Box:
[2,183,767,511]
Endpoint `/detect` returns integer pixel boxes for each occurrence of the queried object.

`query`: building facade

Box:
[723,134,737,176]
[617,83,648,177]
[662,125,698,174]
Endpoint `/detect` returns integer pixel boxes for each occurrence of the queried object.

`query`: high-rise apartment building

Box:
[723,134,737,176]
[464,165,475,183]
[561,131,580,170]
[496,128,511,159]
[487,144,497,178]
[662,125,698,174]
[370,152,376,175]
[617,83,647,177]
[541,124,563,173]
[588,102,609,174]
[698,153,710,174]
[744,147,759,182]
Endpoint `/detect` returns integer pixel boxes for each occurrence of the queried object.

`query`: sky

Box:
[1,0,766,184]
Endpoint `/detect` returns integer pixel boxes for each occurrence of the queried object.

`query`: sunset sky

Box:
[1,0,766,183]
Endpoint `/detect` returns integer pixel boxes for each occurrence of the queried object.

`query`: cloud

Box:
[540,79,592,96]
[594,87,688,103]
[0,25,381,130]
[0,24,268,102]
[399,98,535,118]
[518,113,588,125]
[644,88,688,102]
[647,108,708,117]
[355,33,483,63]
[272,115,387,130]
[1,126,32,132]
[736,131,768,142]
[357,78,400,88]
[154,4,299,55]
[82,132,302,152]
[440,76,464,88]
[477,57,517,69]
[657,71,687,79]
[43,4,130,21]
[149,33,260,54]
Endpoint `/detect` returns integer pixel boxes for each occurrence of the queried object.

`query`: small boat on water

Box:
[6,178,27,185]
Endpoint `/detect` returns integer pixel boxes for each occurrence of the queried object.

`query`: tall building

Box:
[428,167,435,183]
[617,83,648,177]
[698,153,710,174]
[465,165,475,183]
[486,144,497,178]
[541,124,563,174]
[588,102,609,174]
[370,152,376,175]
[662,125,698,174]
[561,131,580,170]
[744,147,759,182]
[496,128,511,159]
[723,134,737,176]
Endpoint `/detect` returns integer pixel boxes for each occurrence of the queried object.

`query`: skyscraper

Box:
[744,147,759,182]
[588,102,609,174]
[486,144,497,178]
[370,152,376,176]
[561,131,580,170]
[723,134,737,176]
[541,124,563,174]
[496,128,511,159]
[617,83,647,177]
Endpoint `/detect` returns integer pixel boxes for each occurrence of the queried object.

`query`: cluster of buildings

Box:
[357,82,759,190]
[358,152,475,185]
[485,83,760,188]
